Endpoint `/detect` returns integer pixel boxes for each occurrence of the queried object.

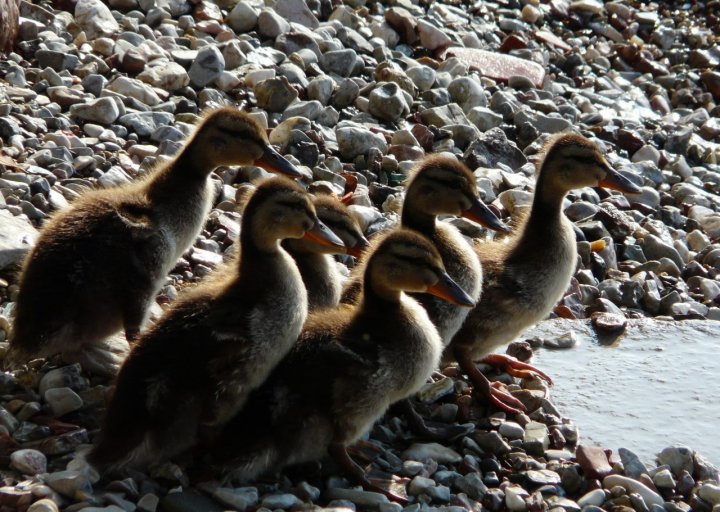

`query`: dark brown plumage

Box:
[8,107,302,366]
[208,229,474,501]
[87,177,343,474]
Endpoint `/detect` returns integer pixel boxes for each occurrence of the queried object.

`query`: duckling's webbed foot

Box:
[455,346,528,415]
[396,400,473,441]
[481,353,553,385]
[328,442,409,505]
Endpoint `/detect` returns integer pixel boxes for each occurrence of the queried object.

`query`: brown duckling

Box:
[342,154,506,341]
[87,177,344,474]
[283,194,368,311]
[340,155,507,439]
[8,107,303,366]
[208,229,475,502]
[447,133,641,412]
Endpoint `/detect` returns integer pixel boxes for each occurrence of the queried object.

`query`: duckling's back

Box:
[9,187,166,360]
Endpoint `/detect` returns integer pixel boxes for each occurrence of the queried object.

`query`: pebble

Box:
[402,443,462,464]
[10,449,47,475]
[603,475,664,507]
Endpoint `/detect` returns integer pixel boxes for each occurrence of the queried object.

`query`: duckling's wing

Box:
[115,202,156,234]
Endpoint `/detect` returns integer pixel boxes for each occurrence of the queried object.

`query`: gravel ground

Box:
[0,0,719,510]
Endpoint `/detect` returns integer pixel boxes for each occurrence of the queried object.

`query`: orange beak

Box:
[303,220,345,251]
[462,197,510,233]
[427,272,475,307]
[256,145,304,179]
[346,235,370,258]
[598,163,641,194]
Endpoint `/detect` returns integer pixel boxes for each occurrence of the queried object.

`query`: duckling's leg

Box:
[328,442,409,505]
[454,345,527,415]
[481,354,553,384]
[395,400,473,441]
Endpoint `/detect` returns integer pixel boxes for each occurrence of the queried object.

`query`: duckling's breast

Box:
[417,223,483,344]
[155,180,215,264]
[335,297,443,443]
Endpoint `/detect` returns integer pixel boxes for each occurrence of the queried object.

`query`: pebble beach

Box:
[0,0,719,510]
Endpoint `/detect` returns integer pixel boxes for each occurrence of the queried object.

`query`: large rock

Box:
[336,125,388,160]
[188,46,224,88]
[463,127,528,170]
[0,210,37,269]
[74,0,119,38]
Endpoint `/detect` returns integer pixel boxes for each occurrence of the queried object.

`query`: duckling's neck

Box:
[401,207,437,235]
[147,140,217,196]
[517,173,568,246]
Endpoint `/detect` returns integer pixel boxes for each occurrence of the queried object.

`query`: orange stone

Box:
[441,47,546,88]
[535,30,572,51]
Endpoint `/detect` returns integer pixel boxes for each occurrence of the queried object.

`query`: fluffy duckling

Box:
[87,177,344,474]
[8,107,303,366]
[283,194,368,311]
[208,229,475,502]
[447,133,641,412]
[342,154,506,342]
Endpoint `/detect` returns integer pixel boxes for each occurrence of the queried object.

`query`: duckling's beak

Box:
[598,163,641,194]
[463,197,511,233]
[346,235,370,258]
[304,220,346,250]
[427,273,476,307]
[256,145,304,179]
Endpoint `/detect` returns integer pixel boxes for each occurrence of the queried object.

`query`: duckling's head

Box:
[538,133,641,195]
[242,177,345,251]
[404,154,508,232]
[366,229,475,306]
[313,195,369,257]
[189,107,303,179]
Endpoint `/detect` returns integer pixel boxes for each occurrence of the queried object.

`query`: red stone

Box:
[440,47,546,88]
[576,445,613,480]
[500,34,528,53]
[194,1,223,22]
[534,30,571,51]
[701,71,720,99]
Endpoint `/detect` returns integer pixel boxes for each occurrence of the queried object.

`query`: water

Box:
[523,318,720,466]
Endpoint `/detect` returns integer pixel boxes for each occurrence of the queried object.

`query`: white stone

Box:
[44,387,83,417]
[499,421,525,440]
[416,19,451,50]
[211,487,258,510]
[42,470,92,498]
[106,76,161,106]
[227,1,258,33]
[10,449,47,475]
[577,488,606,508]
[75,0,119,38]
[505,485,529,512]
[603,474,664,507]
[137,62,189,92]
[28,499,60,512]
[336,126,388,160]
[401,443,462,464]
[653,468,676,489]
[70,97,120,125]
[699,483,720,506]
[0,210,37,270]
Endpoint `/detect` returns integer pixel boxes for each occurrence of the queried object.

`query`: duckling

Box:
[87,177,344,474]
[342,154,506,342]
[447,133,641,412]
[208,229,475,502]
[283,194,368,311]
[8,107,304,366]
